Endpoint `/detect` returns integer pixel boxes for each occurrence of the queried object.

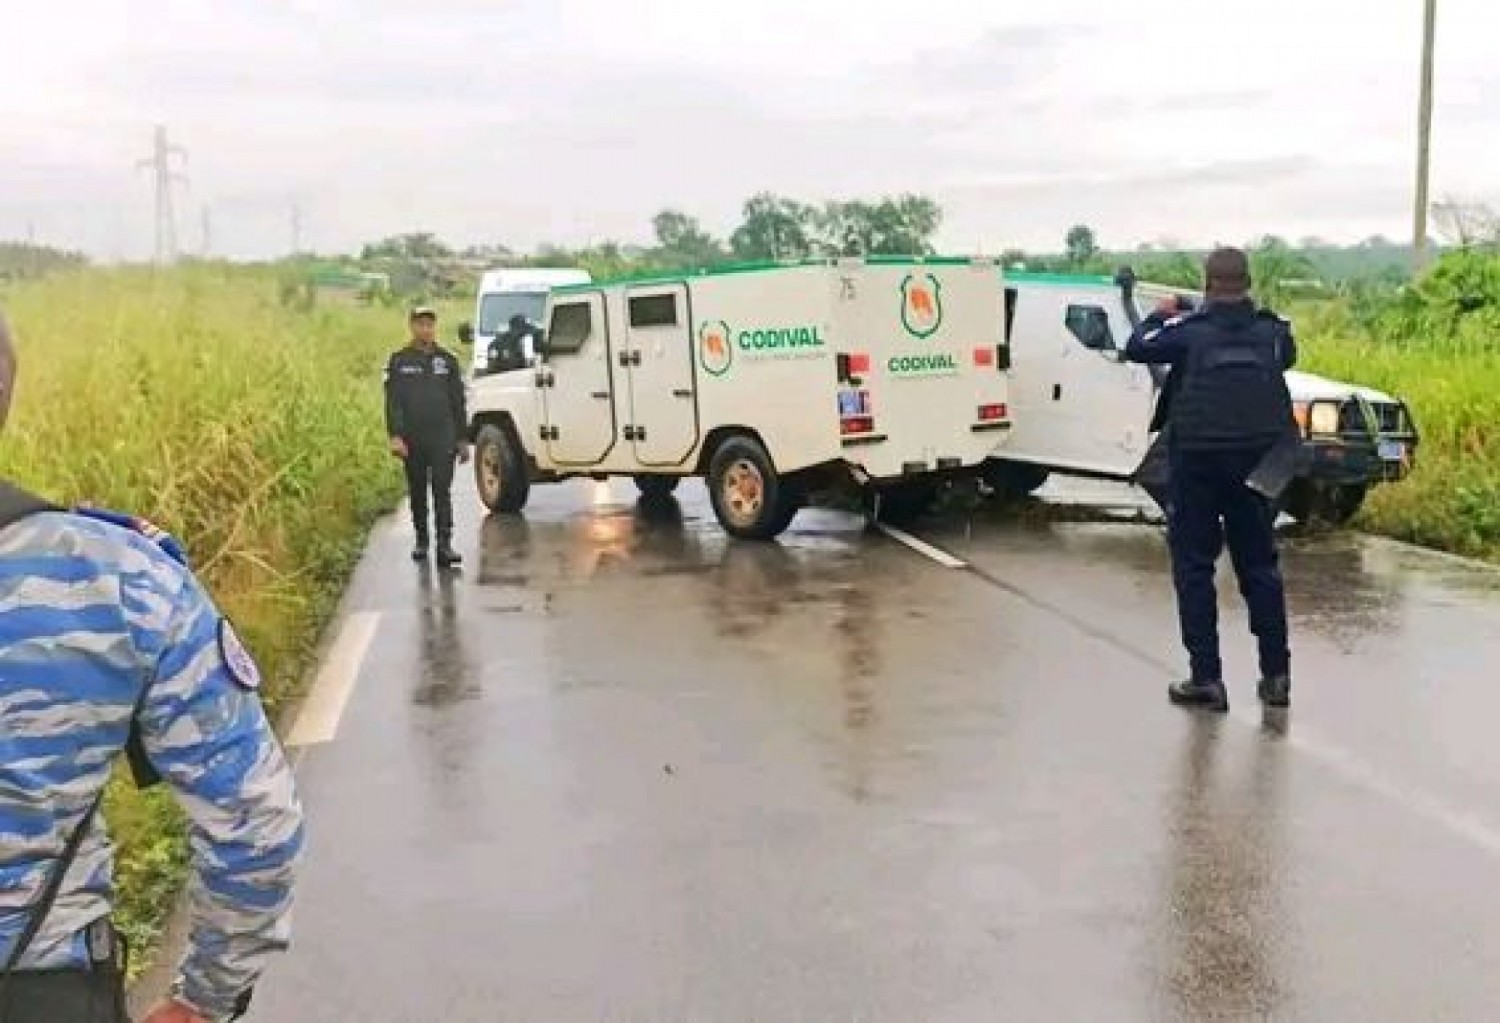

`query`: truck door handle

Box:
[1053,384,1062,401]
[672,389,692,398]
[591,391,609,399]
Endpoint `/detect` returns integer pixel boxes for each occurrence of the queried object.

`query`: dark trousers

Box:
[0,967,128,1022]
[1167,446,1291,683]
[404,437,457,541]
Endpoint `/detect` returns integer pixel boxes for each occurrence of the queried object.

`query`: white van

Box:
[982,269,1420,524]
[468,267,592,375]
[465,256,1013,539]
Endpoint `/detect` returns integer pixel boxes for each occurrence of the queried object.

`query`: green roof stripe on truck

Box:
[1003,271,1118,287]
[551,255,994,294]
[549,260,1147,295]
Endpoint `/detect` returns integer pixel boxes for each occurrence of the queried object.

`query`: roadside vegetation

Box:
[0,263,427,971]
[1296,249,1500,559]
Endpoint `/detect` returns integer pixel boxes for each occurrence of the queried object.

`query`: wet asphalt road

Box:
[246,478,1500,1022]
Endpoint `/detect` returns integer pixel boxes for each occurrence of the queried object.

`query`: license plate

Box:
[1378,440,1406,461]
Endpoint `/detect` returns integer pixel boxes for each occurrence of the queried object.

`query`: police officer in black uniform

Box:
[1124,248,1296,712]
[385,306,469,567]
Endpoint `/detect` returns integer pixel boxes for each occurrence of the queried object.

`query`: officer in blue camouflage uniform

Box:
[0,310,305,1022]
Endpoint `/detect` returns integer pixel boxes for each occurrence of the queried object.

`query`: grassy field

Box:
[1297,270,1500,561]
[0,264,464,972]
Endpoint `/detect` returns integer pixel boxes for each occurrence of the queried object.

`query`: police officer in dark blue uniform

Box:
[385,306,470,567]
[1124,248,1296,712]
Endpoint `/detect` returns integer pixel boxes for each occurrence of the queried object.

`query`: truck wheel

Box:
[1277,480,1314,524]
[634,474,681,500]
[1316,484,1367,526]
[871,482,939,525]
[707,436,798,540]
[475,422,530,514]
[981,459,1050,499]
[1278,481,1366,527]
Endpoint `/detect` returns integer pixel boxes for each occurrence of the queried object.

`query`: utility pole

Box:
[1412,0,1438,272]
[137,125,188,265]
[201,206,212,258]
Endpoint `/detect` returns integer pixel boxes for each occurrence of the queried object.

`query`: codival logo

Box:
[698,320,733,376]
[900,273,943,339]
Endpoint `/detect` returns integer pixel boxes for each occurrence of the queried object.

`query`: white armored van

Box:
[466,256,1014,539]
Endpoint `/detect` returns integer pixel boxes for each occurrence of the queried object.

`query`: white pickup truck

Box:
[978,268,1419,524]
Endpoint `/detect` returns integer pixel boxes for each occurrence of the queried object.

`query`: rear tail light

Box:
[977,403,1008,422]
[974,347,995,368]
[836,351,871,384]
[841,416,875,436]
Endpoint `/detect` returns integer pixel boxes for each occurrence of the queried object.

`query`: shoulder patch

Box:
[73,507,190,566]
[217,618,262,690]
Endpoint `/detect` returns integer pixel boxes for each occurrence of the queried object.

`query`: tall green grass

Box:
[1297,267,1500,560]
[0,265,421,969]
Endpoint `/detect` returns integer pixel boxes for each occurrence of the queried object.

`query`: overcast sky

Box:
[3,0,1497,261]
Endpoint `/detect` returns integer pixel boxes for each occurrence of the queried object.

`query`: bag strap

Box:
[0,481,59,529]
[1,674,155,987]
[0,481,105,993]
[1,791,105,978]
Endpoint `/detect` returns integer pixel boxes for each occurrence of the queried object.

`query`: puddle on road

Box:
[411,564,483,708]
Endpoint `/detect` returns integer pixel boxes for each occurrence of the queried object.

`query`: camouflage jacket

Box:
[0,501,305,1020]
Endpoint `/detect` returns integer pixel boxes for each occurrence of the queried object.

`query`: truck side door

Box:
[621,284,698,468]
[1053,300,1155,476]
[539,292,618,467]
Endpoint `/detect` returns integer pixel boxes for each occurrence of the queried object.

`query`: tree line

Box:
[354,191,1497,311]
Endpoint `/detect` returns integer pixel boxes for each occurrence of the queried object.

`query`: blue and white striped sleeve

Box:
[132,564,305,1020]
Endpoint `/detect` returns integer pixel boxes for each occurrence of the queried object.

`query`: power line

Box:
[137,125,188,265]
[1412,0,1438,273]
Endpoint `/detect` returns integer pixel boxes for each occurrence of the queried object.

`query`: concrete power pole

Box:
[137,125,188,265]
[1412,0,1438,272]
[201,206,212,257]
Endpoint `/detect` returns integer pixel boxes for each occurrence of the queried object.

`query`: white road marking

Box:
[893,521,1500,863]
[287,611,380,747]
[876,524,968,569]
[1234,709,1500,860]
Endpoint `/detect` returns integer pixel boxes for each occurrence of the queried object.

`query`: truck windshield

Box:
[478,292,546,336]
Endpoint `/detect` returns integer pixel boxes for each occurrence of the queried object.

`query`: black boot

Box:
[436,536,462,568]
[1168,679,1229,713]
[1257,673,1291,708]
[411,533,429,561]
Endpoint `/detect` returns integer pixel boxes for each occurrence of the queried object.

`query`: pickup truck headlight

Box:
[1291,399,1342,438]
[1308,401,1341,437]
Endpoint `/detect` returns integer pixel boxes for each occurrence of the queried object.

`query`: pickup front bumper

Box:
[1300,396,1418,488]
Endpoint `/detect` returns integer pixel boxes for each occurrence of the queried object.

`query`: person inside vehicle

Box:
[487,314,540,375]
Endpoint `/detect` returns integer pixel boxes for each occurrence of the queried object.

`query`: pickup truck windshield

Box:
[478,292,546,336]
